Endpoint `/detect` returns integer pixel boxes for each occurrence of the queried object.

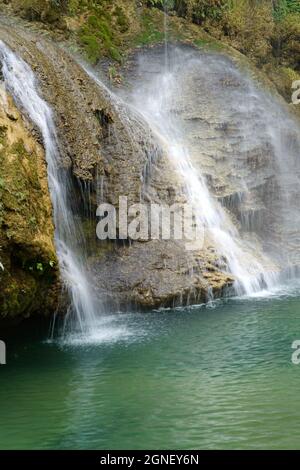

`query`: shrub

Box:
[274,12,300,69]
[16,0,68,23]
[221,1,274,64]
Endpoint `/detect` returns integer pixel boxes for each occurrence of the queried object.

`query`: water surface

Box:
[1,293,300,450]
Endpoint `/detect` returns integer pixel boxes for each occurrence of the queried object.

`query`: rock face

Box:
[3,27,300,319]
[0,89,59,319]
[0,26,234,318]
[90,239,232,310]
[120,45,300,272]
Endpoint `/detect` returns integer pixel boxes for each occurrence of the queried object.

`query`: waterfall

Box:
[0,41,99,335]
[124,52,281,296]
[82,49,287,297]
[1,35,299,317]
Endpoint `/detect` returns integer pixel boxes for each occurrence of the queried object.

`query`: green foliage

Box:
[274,11,300,70]
[147,0,175,7]
[193,0,228,24]
[36,262,44,272]
[218,1,274,63]
[134,11,165,45]
[273,0,300,21]
[0,126,7,145]
[27,259,55,276]
[147,0,164,6]
[15,191,28,203]
[194,38,223,50]
[11,140,27,158]
[18,0,68,23]
[79,32,100,63]
[29,216,37,229]
[67,0,87,15]
[114,5,130,33]
[170,0,228,23]
[79,11,122,63]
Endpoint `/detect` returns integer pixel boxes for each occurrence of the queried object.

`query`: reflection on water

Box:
[1,294,300,450]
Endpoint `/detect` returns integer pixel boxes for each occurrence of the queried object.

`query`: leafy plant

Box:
[36,262,44,272]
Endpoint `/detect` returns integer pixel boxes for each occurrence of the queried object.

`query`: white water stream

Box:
[0,41,99,335]
[125,59,280,295]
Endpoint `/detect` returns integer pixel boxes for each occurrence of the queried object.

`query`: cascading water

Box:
[0,41,99,335]
[83,42,299,297]
[1,31,300,325]
[121,54,279,296]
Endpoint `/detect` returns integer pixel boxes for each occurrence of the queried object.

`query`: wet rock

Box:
[0,30,235,316]
[90,240,233,309]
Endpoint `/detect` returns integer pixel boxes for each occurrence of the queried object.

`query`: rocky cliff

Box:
[0,1,299,320]
[0,87,59,319]
[0,23,233,319]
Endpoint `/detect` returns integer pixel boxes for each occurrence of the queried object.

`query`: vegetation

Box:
[144,0,300,99]
[14,0,69,23]
[133,10,165,46]
[79,12,122,63]
[9,1,299,70]
[0,119,58,317]
[4,0,300,100]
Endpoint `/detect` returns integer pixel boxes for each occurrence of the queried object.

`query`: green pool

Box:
[1,290,300,450]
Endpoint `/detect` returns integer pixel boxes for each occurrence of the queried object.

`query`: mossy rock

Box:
[0,92,59,320]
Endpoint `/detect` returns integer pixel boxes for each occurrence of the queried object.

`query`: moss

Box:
[78,11,123,63]
[17,0,65,23]
[0,125,7,144]
[11,139,27,157]
[134,11,165,46]
[265,64,300,102]
[0,95,60,319]
[79,32,101,63]
[0,273,37,318]
[194,38,223,51]
[114,5,130,33]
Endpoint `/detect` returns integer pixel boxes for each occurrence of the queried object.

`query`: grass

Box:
[194,38,224,51]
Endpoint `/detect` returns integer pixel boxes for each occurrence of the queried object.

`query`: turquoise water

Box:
[1,292,300,450]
